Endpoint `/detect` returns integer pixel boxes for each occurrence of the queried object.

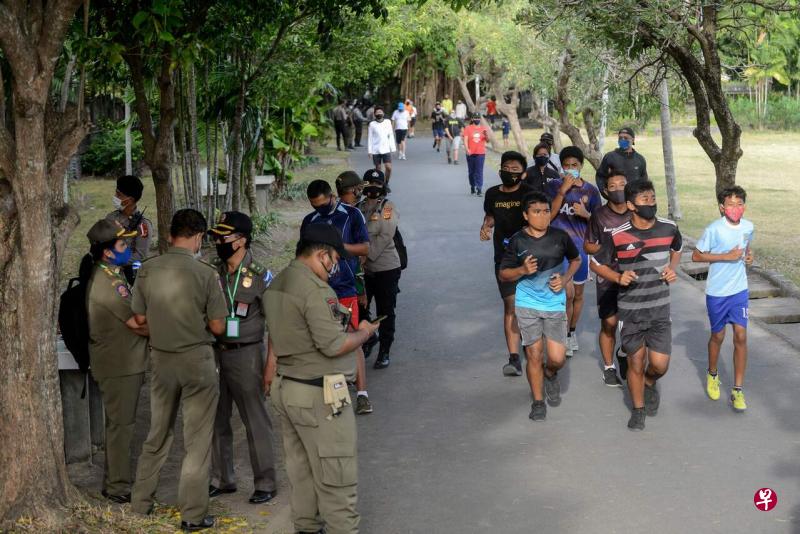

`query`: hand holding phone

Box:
[371,315,388,324]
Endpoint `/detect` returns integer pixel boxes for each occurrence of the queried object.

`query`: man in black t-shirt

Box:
[431,102,448,153]
[480,151,533,376]
[585,171,631,387]
[525,142,560,194]
[592,180,682,432]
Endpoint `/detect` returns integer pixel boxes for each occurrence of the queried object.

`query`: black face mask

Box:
[499,170,521,187]
[608,190,626,204]
[216,241,237,261]
[534,155,549,167]
[364,186,383,199]
[634,203,657,220]
[472,119,480,125]
[375,114,384,121]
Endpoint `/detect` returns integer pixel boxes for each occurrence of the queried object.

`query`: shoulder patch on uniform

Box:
[115,283,130,298]
[327,297,339,320]
[262,270,274,287]
[383,205,393,220]
[248,261,266,276]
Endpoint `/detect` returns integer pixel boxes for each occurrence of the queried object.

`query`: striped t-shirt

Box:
[610,217,682,322]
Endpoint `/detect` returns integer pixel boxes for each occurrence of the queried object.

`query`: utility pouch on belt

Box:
[323,374,351,419]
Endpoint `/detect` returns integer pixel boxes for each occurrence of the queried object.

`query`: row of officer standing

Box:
[85,169,403,532]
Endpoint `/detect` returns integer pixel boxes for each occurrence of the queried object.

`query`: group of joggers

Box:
[480,135,754,430]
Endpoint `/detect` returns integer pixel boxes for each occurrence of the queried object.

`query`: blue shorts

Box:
[706,289,749,333]
[563,249,589,285]
[433,127,445,138]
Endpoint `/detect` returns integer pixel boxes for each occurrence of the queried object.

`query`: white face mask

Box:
[112,196,124,210]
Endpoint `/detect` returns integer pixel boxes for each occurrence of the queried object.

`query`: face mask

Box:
[608,190,626,204]
[215,241,238,261]
[314,198,334,216]
[375,114,384,121]
[499,170,521,187]
[472,119,480,125]
[534,155,549,167]
[108,247,132,266]
[618,138,631,150]
[634,203,657,220]
[112,196,124,210]
[324,253,340,277]
[564,168,580,179]
[723,206,744,223]
[364,186,382,199]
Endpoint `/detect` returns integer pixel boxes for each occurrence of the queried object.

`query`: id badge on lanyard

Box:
[225,267,243,339]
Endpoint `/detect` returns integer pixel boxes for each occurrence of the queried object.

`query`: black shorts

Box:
[372,153,391,165]
[395,129,407,144]
[494,264,517,299]
[620,319,672,356]
[410,117,417,127]
[596,283,618,320]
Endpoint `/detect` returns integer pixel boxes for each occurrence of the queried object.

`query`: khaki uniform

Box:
[130,247,228,523]
[105,209,153,263]
[86,262,148,496]
[211,251,276,493]
[264,260,359,534]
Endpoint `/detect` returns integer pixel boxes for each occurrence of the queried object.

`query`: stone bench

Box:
[199,169,276,214]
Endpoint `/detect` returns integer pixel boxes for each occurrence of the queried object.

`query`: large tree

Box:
[0,0,89,521]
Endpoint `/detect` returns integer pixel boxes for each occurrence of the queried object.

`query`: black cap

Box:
[540,132,554,142]
[300,224,348,258]
[87,219,136,245]
[117,175,144,201]
[335,171,364,190]
[618,126,635,138]
[208,211,253,237]
[362,168,385,185]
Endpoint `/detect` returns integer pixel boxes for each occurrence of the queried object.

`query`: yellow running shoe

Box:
[731,389,747,412]
[706,372,721,401]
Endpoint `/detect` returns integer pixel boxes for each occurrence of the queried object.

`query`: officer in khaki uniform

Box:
[206,212,277,504]
[264,224,379,534]
[105,175,153,284]
[130,209,228,532]
[85,219,150,504]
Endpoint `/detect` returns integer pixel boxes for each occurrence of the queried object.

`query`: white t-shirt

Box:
[391,110,410,131]
[368,120,397,155]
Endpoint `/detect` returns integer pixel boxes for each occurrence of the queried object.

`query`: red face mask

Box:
[723,206,744,223]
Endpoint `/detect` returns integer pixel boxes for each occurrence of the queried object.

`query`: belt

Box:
[215,340,262,351]
[279,375,324,388]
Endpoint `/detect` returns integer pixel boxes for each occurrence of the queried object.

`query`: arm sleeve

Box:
[367,123,376,153]
[588,187,601,213]
[498,236,519,270]
[130,272,146,315]
[367,204,399,262]
[595,154,609,192]
[205,272,229,321]
[641,156,648,181]
[304,290,348,357]
[695,226,713,252]
[586,214,600,243]
[564,234,580,260]
[351,209,370,245]
[671,226,683,252]
[107,290,135,324]
[483,190,492,215]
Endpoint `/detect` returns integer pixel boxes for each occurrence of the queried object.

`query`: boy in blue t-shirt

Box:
[692,186,754,412]
[499,192,581,421]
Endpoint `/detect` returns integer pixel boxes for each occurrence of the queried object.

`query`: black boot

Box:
[374,349,390,369]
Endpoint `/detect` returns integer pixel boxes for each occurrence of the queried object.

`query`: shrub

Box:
[82,120,145,176]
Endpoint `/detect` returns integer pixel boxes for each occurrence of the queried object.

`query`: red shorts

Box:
[338,296,359,330]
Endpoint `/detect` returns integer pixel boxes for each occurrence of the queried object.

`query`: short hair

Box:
[500,150,527,170]
[295,239,336,258]
[523,191,551,211]
[607,168,627,182]
[170,208,207,238]
[532,142,551,156]
[625,180,655,203]
[306,179,332,199]
[374,106,384,113]
[717,185,746,205]
[559,145,584,165]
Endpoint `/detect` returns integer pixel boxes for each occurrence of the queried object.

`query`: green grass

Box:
[516,128,800,286]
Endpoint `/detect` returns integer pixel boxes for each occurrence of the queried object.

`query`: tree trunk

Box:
[598,66,610,152]
[0,0,88,521]
[187,65,201,210]
[228,79,246,211]
[659,78,681,220]
[124,100,133,175]
[491,83,528,155]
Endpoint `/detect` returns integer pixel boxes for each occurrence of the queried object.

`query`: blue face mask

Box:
[564,168,580,179]
[109,247,132,266]
[618,138,631,150]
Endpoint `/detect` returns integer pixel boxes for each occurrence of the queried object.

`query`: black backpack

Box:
[58,254,93,375]
[393,228,408,270]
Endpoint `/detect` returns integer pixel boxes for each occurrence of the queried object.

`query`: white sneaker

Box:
[569,335,579,353]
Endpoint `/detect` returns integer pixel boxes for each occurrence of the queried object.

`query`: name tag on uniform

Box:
[235,302,249,317]
[226,317,240,338]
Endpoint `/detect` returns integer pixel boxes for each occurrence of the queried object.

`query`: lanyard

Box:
[100,263,127,286]
[224,267,243,318]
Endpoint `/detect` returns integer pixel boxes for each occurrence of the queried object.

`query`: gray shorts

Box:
[619,319,672,355]
[517,307,567,347]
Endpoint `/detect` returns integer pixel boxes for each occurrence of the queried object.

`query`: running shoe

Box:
[603,368,622,387]
[731,389,747,412]
[529,400,546,421]
[374,352,390,369]
[356,394,373,415]
[432,141,437,148]
[544,373,561,406]
[447,156,452,164]
[706,372,721,401]
[616,347,627,379]
[566,344,573,358]
[502,354,523,377]
[454,160,459,165]
[644,384,660,416]
[568,335,579,353]
[627,408,645,431]
[476,190,482,197]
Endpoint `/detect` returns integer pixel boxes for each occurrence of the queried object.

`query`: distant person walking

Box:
[463,113,490,196]
[332,99,350,151]
[368,106,396,183]
[391,102,410,160]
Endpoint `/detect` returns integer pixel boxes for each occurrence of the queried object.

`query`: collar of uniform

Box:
[288,258,329,288]
[220,249,252,274]
[98,261,121,275]
[167,246,194,256]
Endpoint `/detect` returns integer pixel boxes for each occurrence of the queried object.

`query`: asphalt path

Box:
[351,136,800,534]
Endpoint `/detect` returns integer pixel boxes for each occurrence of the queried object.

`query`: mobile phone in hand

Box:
[372,315,388,324]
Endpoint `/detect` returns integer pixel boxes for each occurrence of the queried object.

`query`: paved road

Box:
[351,138,800,533]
